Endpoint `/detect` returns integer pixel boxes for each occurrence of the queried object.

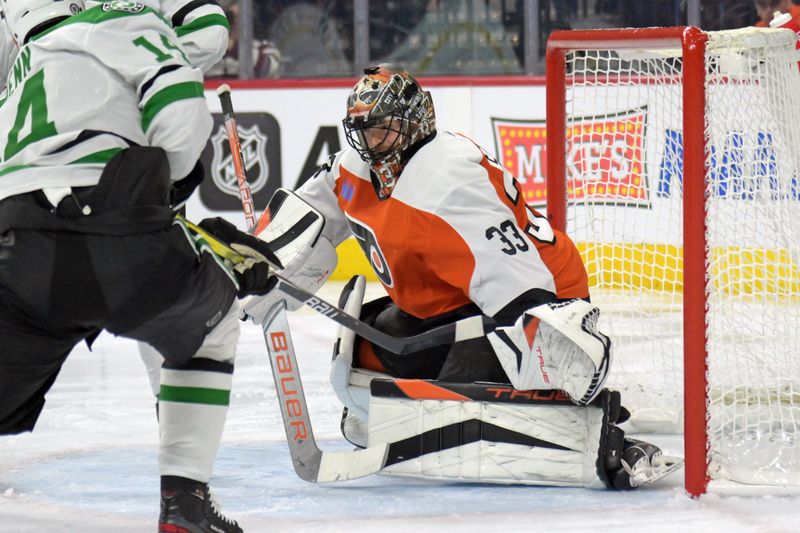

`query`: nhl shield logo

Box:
[210,125,270,198]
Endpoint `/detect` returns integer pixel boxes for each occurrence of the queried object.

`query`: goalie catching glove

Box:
[198,217,282,297]
[487,299,611,406]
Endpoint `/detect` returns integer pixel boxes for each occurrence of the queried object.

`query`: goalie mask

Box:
[1,0,84,45]
[343,64,435,199]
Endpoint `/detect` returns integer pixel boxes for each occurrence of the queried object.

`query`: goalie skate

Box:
[616,438,684,489]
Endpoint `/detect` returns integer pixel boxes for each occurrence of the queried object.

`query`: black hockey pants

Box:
[358,297,510,383]
[0,148,237,435]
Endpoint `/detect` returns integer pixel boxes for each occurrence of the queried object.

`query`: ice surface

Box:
[1,283,799,532]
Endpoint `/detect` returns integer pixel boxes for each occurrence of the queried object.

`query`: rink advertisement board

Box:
[490,106,649,207]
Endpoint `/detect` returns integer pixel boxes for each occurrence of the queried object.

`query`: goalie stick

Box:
[261,300,389,482]
[215,87,392,482]
[181,215,500,355]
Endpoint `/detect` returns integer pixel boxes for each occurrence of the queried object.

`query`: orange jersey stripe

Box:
[336,165,474,318]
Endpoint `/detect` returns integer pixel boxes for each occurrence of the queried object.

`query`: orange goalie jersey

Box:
[296,131,589,321]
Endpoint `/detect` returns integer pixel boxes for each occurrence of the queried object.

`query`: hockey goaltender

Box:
[239,64,682,490]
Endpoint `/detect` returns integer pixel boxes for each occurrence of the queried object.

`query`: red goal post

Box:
[545,26,800,497]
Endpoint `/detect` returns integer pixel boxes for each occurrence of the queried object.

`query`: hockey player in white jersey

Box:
[0,0,228,90]
[0,2,268,531]
[241,65,680,489]
[116,0,231,401]
[0,0,230,399]
[1,0,233,412]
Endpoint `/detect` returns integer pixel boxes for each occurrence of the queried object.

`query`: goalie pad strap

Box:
[383,418,574,468]
[371,379,573,405]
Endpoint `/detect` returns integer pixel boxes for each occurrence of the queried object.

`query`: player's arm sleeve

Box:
[294,151,354,247]
[87,9,212,181]
[0,25,16,92]
[160,0,230,73]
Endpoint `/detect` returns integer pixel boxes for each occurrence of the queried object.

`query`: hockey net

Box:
[546,27,800,494]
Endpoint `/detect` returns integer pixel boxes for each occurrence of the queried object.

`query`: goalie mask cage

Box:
[546,26,800,496]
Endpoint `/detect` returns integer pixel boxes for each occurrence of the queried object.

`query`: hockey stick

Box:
[214,88,390,482]
[272,277,498,354]
[261,300,389,482]
[179,218,499,356]
[217,84,257,229]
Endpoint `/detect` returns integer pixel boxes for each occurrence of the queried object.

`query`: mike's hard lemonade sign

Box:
[491,107,649,206]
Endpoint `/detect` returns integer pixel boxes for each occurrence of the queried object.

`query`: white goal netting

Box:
[557,27,800,485]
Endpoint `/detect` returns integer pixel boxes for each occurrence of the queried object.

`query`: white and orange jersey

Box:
[296,131,589,321]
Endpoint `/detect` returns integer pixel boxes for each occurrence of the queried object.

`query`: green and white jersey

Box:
[145,0,229,73]
[86,0,230,72]
[0,2,212,202]
[0,0,228,90]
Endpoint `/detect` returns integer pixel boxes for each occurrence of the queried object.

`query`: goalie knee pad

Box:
[330,275,390,428]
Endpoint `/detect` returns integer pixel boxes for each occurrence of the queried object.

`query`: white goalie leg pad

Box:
[330,276,391,418]
[488,299,611,406]
[330,275,390,447]
[241,189,337,320]
[368,395,605,487]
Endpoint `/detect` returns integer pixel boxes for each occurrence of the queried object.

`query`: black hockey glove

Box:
[170,160,205,211]
[198,217,283,297]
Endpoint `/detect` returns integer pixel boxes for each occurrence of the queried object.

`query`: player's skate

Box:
[158,483,243,533]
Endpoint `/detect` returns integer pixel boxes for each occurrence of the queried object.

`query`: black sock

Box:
[161,475,205,493]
